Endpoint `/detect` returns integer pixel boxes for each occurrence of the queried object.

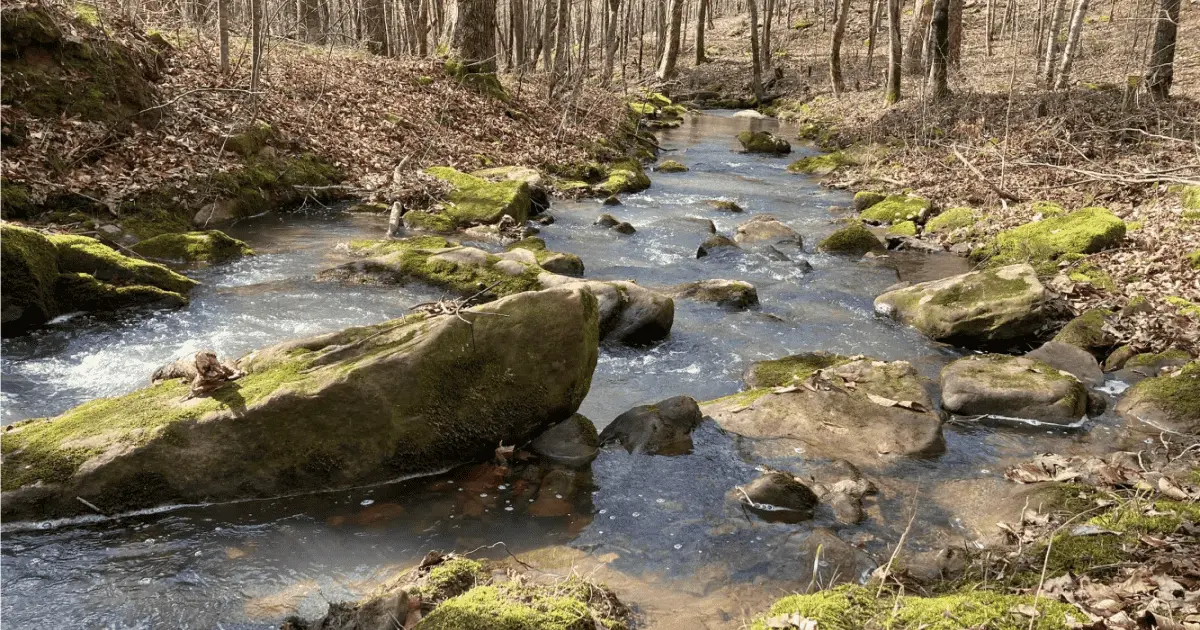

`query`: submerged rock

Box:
[666,279,759,309]
[737,130,791,154]
[654,159,689,173]
[706,199,744,213]
[734,215,802,246]
[1116,361,1200,434]
[528,414,599,468]
[403,167,531,233]
[0,288,601,520]
[738,470,819,518]
[940,354,1088,424]
[765,529,877,590]
[703,358,944,464]
[874,264,1054,347]
[817,222,885,255]
[595,213,620,228]
[696,233,740,258]
[130,230,253,264]
[598,395,703,455]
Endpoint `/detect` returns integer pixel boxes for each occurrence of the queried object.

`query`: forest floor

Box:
[671,7,1200,354]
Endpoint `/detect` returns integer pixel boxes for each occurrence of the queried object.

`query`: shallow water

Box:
[0,112,1137,629]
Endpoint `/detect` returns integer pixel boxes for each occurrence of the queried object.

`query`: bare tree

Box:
[886,0,901,103]
[1053,0,1088,89]
[695,0,707,63]
[1145,0,1180,99]
[829,0,851,96]
[929,0,950,99]
[904,0,932,74]
[656,0,684,77]
[748,0,764,102]
[603,0,622,81]
[761,0,774,72]
[218,0,230,72]
[251,0,263,92]
[947,0,962,66]
[1040,0,1065,86]
[452,0,499,71]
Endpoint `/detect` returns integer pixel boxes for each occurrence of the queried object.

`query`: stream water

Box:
[0,112,1140,629]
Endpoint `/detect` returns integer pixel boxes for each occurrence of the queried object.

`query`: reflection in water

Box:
[0,112,1131,629]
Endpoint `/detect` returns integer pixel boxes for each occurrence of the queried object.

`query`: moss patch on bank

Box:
[405,167,531,232]
[817,222,885,255]
[50,233,197,294]
[859,194,931,225]
[973,207,1126,274]
[339,237,545,297]
[130,230,253,264]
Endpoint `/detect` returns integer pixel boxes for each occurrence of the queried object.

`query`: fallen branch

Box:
[951,145,1025,202]
[1012,161,1200,187]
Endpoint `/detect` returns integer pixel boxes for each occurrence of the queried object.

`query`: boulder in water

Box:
[817,222,885,255]
[598,395,703,455]
[506,237,584,276]
[706,199,744,213]
[940,354,1087,424]
[1116,361,1200,434]
[528,414,599,468]
[874,264,1054,347]
[666,279,758,309]
[734,215,802,246]
[696,233,740,258]
[654,160,689,173]
[737,470,819,521]
[737,130,791,154]
[703,357,944,464]
[129,230,253,264]
[1025,340,1104,388]
[403,167,531,233]
[0,287,601,520]
[538,274,674,345]
[742,352,850,388]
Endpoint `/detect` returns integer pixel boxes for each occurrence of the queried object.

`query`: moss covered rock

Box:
[859,194,931,225]
[54,271,187,312]
[887,220,918,236]
[405,167,532,233]
[1116,361,1200,434]
[852,191,886,211]
[706,199,744,213]
[737,130,791,154]
[974,207,1126,273]
[654,159,689,173]
[874,264,1052,347]
[594,159,651,196]
[752,585,1081,630]
[817,223,885,255]
[49,233,197,294]
[941,354,1087,424]
[1186,249,1200,270]
[787,151,854,175]
[703,357,944,464]
[0,287,602,520]
[0,223,59,335]
[743,352,850,388]
[925,207,977,234]
[1053,308,1114,355]
[734,215,801,246]
[665,279,758,310]
[130,230,253,264]
[506,237,584,276]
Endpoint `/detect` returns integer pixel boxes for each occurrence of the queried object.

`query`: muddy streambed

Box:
[0,113,1145,629]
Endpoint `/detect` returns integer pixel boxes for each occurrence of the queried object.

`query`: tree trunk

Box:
[748,0,764,101]
[829,0,851,95]
[603,0,622,80]
[218,0,230,71]
[762,0,774,71]
[904,0,932,74]
[512,0,526,67]
[929,0,950,99]
[885,0,901,103]
[1053,0,1088,89]
[1040,0,1065,86]
[452,0,499,71]
[865,0,877,73]
[582,0,593,73]
[984,0,993,55]
[251,0,263,92]
[542,0,555,69]
[656,0,684,77]
[553,0,570,74]
[1145,0,1180,99]
[364,0,389,53]
[695,0,707,63]
[947,0,962,65]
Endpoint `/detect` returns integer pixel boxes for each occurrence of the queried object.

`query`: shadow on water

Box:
[0,112,1139,629]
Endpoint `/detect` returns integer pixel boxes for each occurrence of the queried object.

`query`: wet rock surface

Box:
[598,395,703,455]
[940,354,1088,424]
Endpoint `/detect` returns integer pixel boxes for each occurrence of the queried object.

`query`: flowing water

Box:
[0,112,1139,629]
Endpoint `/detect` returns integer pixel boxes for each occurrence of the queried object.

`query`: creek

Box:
[0,112,1137,629]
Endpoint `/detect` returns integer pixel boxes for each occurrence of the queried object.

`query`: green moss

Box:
[130,230,253,264]
[594,159,650,196]
[1053,308,1113,350]
[703,387,773,408]
[1,179,37,219]
[443,60,509,100]
[859,195,931,225]
[222,122,276,157]
[54,271,187,312]
[0,223,61,330]
[975,207,1126,274]
[416,75,435,86]
[1166,296,1200,318]
[417,558,487,601]
[661,104,687,118]
[1067,261,1115,291]
[747,352,850,387]
[817,222,885,255]
[1124,349,1191,369]
[787,151,854,175]
[1185,250,1200,270]
[345,237,543,297]
[643,92,672,108]
[417,584,594,630]
[926,207,977,234]
[506,236,547,252]
[738,131,790,154]
[707,200,743,212]
[1180,186,1200,210]
[887,220,918,236]
[751,585,1077,630]
[1031,200,1067,217]
[49,234,198,294]
[853,191,886,211]
[0,355,312,490]
[414,167,531,232]
[628,102,657,116]
[654,160,688,173]
[1121,360,1200,426]
[791,18,815,29]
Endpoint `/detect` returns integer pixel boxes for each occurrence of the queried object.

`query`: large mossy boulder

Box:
[737,131,791,154]
[594,159,651,196]
[702,357,944,465]
[506,237,583,276]
[940,354,1088,424]
[322,237,673,345]
[1053,308,1115,356]
[50,233,198,294]
[404,167,532,233]
[973,206,1126,273]
[472,166,550,214]
[0,287,602,521]
[54,271,187,313]
[130,230,253,264]
[0,223,59,335]
[874,264,1053,347]
[859,194,931,225]
[817,222,885,255]
[1116,361,1200,434]
[925,207,978,235]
